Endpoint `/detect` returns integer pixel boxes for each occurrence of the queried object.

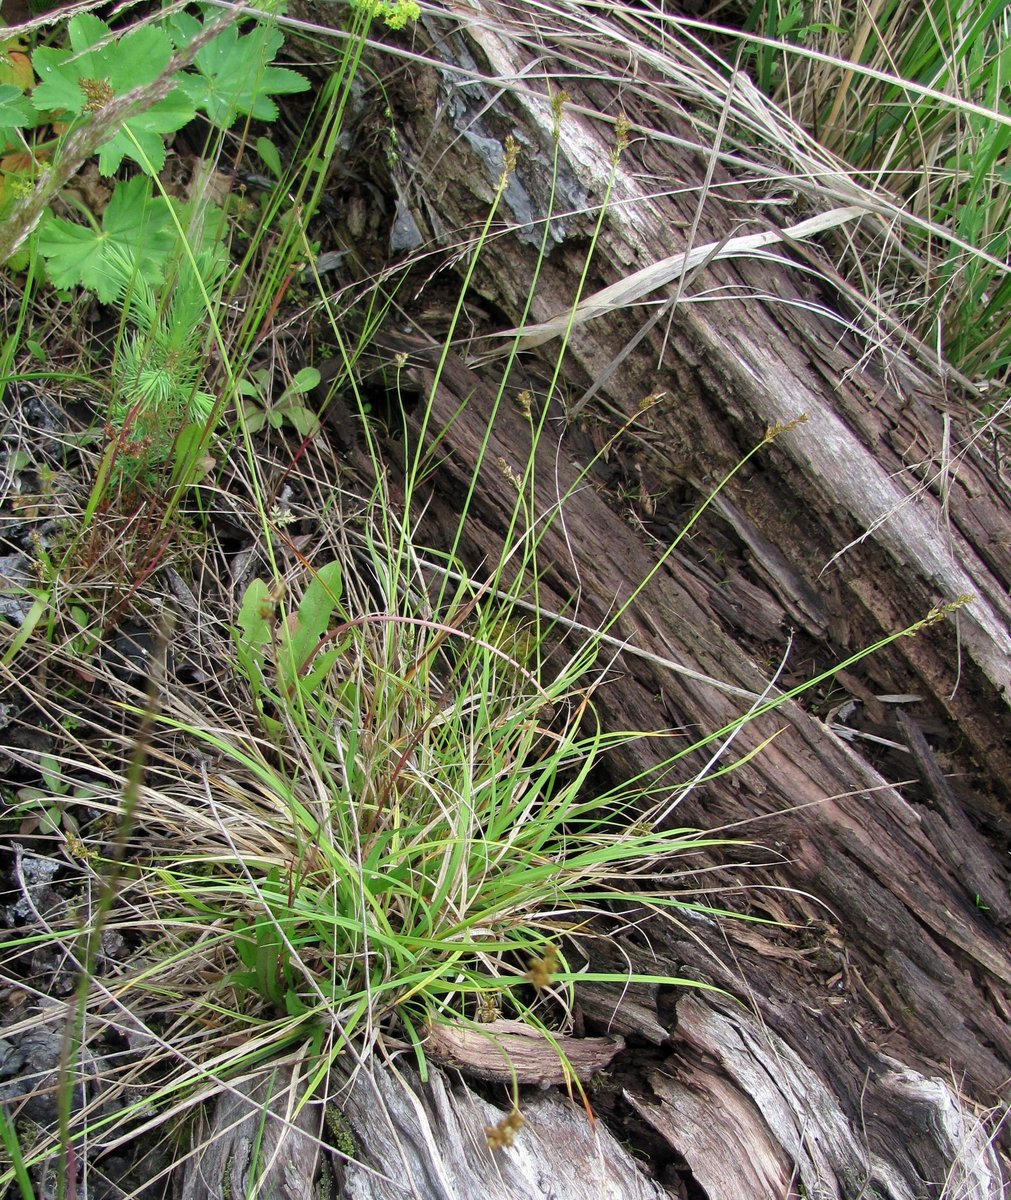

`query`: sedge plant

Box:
[0,410,964,1196]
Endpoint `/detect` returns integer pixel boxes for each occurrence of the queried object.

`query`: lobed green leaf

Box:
[0,83,35,143]
[168,13,309,129]
[37,175,179,301]
[32,14,192,174]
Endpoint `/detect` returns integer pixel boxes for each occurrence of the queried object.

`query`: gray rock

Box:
[0,552,37,625]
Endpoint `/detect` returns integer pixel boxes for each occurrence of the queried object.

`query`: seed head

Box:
[80,77,114,112]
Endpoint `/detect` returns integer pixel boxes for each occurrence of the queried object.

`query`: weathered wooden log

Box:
[627,993,1008,1200]
[188,2,1010,1197]
[180,1052,670,1200]
[331,1058,670,1200]
[179,1061,324,1200]
[421,1017,625,1086]
[365,332,1010,1196]
[322,2,1008,1195]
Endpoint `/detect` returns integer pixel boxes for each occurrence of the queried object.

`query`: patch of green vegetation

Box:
[324,1106,357,1160]
[1,5,311,492]
[237,365,322,438]
[733,0,1011,386]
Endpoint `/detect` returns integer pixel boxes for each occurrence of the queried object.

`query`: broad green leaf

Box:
[256,135,282,179]
[163,10,202,51]
[285,991,309,1018]
[281,561,343,681]
[0,82,35,145]
[40,755,64,793]
[74,173,175,275]
[37,175,178,302]
[32,15,191,174]
[288,366,321,393]
[29,47,86,113]
[237,579,274,651]
[0,83,32,121]
[95,90,193,175]
[282,404,320,438]
[37,218,111,293]
[33,15,172,113]
[237,397,268,434]
[298,643,343,693]
[296,561,344,645]
[171,17,308,129]
[235,579,273,690]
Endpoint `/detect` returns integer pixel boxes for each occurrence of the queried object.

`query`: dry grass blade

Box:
[471,205,867,358]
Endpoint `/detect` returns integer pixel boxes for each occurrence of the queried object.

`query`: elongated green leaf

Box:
[282,561,344,678]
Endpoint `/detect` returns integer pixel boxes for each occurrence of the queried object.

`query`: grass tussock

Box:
[0,431,757,1188]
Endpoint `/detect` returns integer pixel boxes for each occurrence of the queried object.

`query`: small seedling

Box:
[15,755,101,836]
[237,367,322,438]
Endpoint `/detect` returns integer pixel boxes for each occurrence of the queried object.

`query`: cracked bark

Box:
[184,3,1010,1197]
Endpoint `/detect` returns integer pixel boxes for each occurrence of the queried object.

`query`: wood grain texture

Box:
[331,1060,671,1200]
[201,3,1011,1197]
[422,1018,625,1085]
[359,4,1010,1194]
